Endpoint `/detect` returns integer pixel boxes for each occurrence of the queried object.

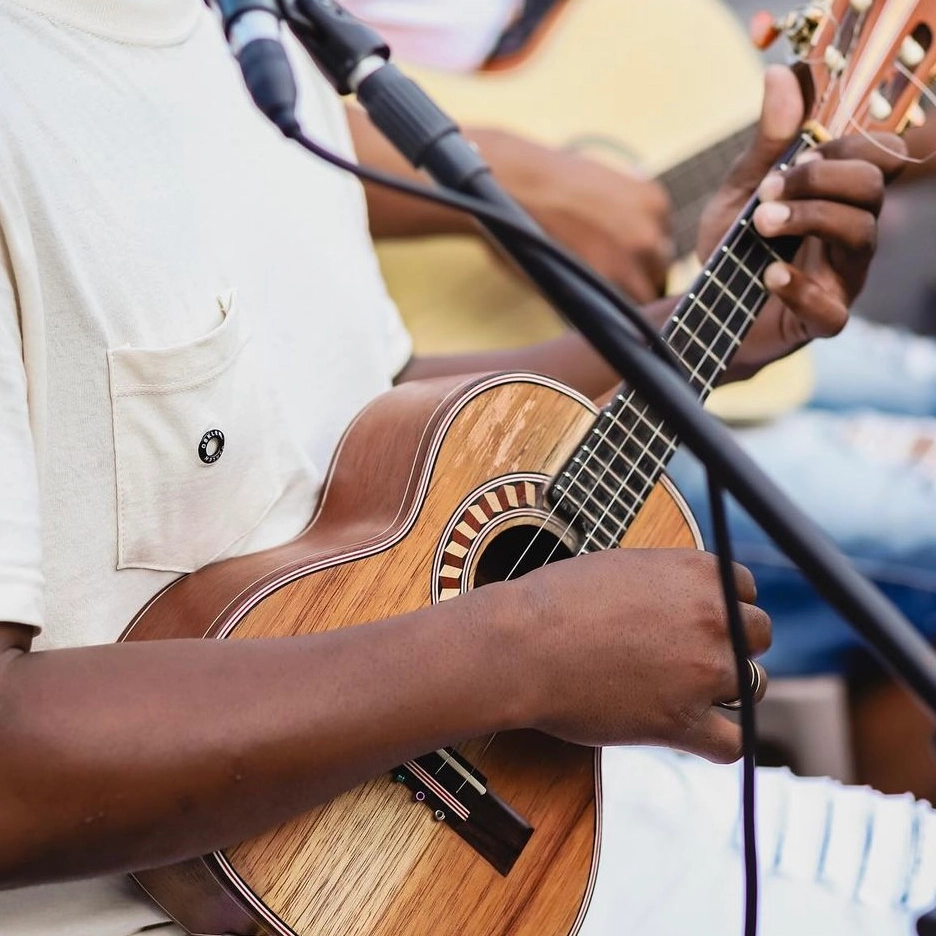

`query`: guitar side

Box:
[122,372,700,936]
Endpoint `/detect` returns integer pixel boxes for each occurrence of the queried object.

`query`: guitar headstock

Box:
[754,0,936,139]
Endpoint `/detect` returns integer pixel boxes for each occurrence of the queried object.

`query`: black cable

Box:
[708,476,759,936]
[288,124,760,935]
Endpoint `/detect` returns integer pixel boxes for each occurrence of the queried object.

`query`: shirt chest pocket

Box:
[107,297,287,573]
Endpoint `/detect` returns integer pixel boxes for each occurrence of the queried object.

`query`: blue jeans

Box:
[666,319,936,677]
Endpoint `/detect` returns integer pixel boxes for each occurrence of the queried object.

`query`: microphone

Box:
[211,0,300,135]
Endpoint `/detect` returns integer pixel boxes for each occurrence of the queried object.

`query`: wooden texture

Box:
[123,373,699,936]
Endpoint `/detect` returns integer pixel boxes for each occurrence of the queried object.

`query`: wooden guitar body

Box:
[122,372,700,936]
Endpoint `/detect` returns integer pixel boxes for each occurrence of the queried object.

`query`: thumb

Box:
[726,65,806,195]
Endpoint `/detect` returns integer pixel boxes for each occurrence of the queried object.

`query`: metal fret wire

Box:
[503,212,780,584]
[557,219,779,552]
[576,227,776,552]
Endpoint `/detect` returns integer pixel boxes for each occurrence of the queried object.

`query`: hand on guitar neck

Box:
[698,65,907,380]
[371,64,903,399]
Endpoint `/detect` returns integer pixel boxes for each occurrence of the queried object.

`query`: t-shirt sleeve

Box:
[0,223,43,631]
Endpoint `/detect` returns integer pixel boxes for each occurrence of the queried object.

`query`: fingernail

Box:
[757,173,785,201]
[754,201,791,233]
[763,262,791,289]
[794,148,823,166]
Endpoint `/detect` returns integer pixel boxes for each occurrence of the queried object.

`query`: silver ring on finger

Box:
[717,659,768,711]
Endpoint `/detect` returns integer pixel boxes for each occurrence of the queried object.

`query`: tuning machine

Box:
[750,7,826,55]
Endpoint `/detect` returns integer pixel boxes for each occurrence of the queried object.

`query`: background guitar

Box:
[122,4,936,933]
[375,0,813,421]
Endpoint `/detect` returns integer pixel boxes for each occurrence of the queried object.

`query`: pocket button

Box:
[198,429,225,465]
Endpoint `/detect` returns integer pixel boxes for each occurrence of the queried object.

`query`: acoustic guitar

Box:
[377,0,765,354]
[374,0,811,422]
[122,3,936,935]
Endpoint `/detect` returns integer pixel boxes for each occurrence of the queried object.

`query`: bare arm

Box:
[347,106,674,303]
[0,597,524,887]
[400,69,902,394]
[347,105,475,239]
[396,299,676,401]
[0,545,764,888]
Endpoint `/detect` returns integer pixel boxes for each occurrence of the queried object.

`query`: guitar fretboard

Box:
[549,146,807,551]
[659,123,757,258]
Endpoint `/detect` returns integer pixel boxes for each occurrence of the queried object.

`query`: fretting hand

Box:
[698,64,907,379]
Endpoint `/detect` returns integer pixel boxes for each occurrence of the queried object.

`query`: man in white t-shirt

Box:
[0,2,930,936]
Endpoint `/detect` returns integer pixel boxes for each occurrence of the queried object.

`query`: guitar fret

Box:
[552,476,622,545]
[561,461,625,514]
[670,319,731,369]
[549,140,809,548]
[666,218,778,395]
[608,407,675,476]
[571,454,645,504]
[587,433,672,492]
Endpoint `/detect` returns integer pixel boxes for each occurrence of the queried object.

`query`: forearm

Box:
[348,106,549,240]
[397,298,678,401]
[0,589,525,887]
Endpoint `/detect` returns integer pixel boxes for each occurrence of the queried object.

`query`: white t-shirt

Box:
[0,0,410,932]
[342,0,522,71]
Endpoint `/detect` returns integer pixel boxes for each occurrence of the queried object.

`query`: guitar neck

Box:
[659,123,756,258]
[549,144,806,551]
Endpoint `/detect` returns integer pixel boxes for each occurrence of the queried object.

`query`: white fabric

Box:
[0,2,409,932]
[342,0,522,71]
[0,0,411,647]
[580,748,936,935]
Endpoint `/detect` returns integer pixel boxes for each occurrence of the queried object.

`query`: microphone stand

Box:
[279,0,936,713]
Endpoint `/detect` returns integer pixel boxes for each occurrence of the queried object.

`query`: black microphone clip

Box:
[282,0,389,96]
[213,0,300,135]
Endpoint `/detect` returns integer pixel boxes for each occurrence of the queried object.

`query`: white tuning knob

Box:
[869,90,893,121]
[899,36,927,68]
[850,0,873,11]
[908,103,927,127]
[824,46,847,74]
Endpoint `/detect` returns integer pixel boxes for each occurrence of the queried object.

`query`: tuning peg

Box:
[750,10,782,49]
[899,36,927,68]
[869,90,893,121]
[908,103,927,128]
[824,46,847,74]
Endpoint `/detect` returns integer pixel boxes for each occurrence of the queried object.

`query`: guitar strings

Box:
[847,63,936,165]
[498,39,905,580]
[454,207,786,791]
[536,223,775,568]
[498,216,783,587]
[459,45,878,790]
[459,119,827,779]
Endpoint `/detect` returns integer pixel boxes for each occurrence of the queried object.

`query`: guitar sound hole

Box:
[474,524,574,587]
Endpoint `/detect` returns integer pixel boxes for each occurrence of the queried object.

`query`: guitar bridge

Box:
[391,748,534,876]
